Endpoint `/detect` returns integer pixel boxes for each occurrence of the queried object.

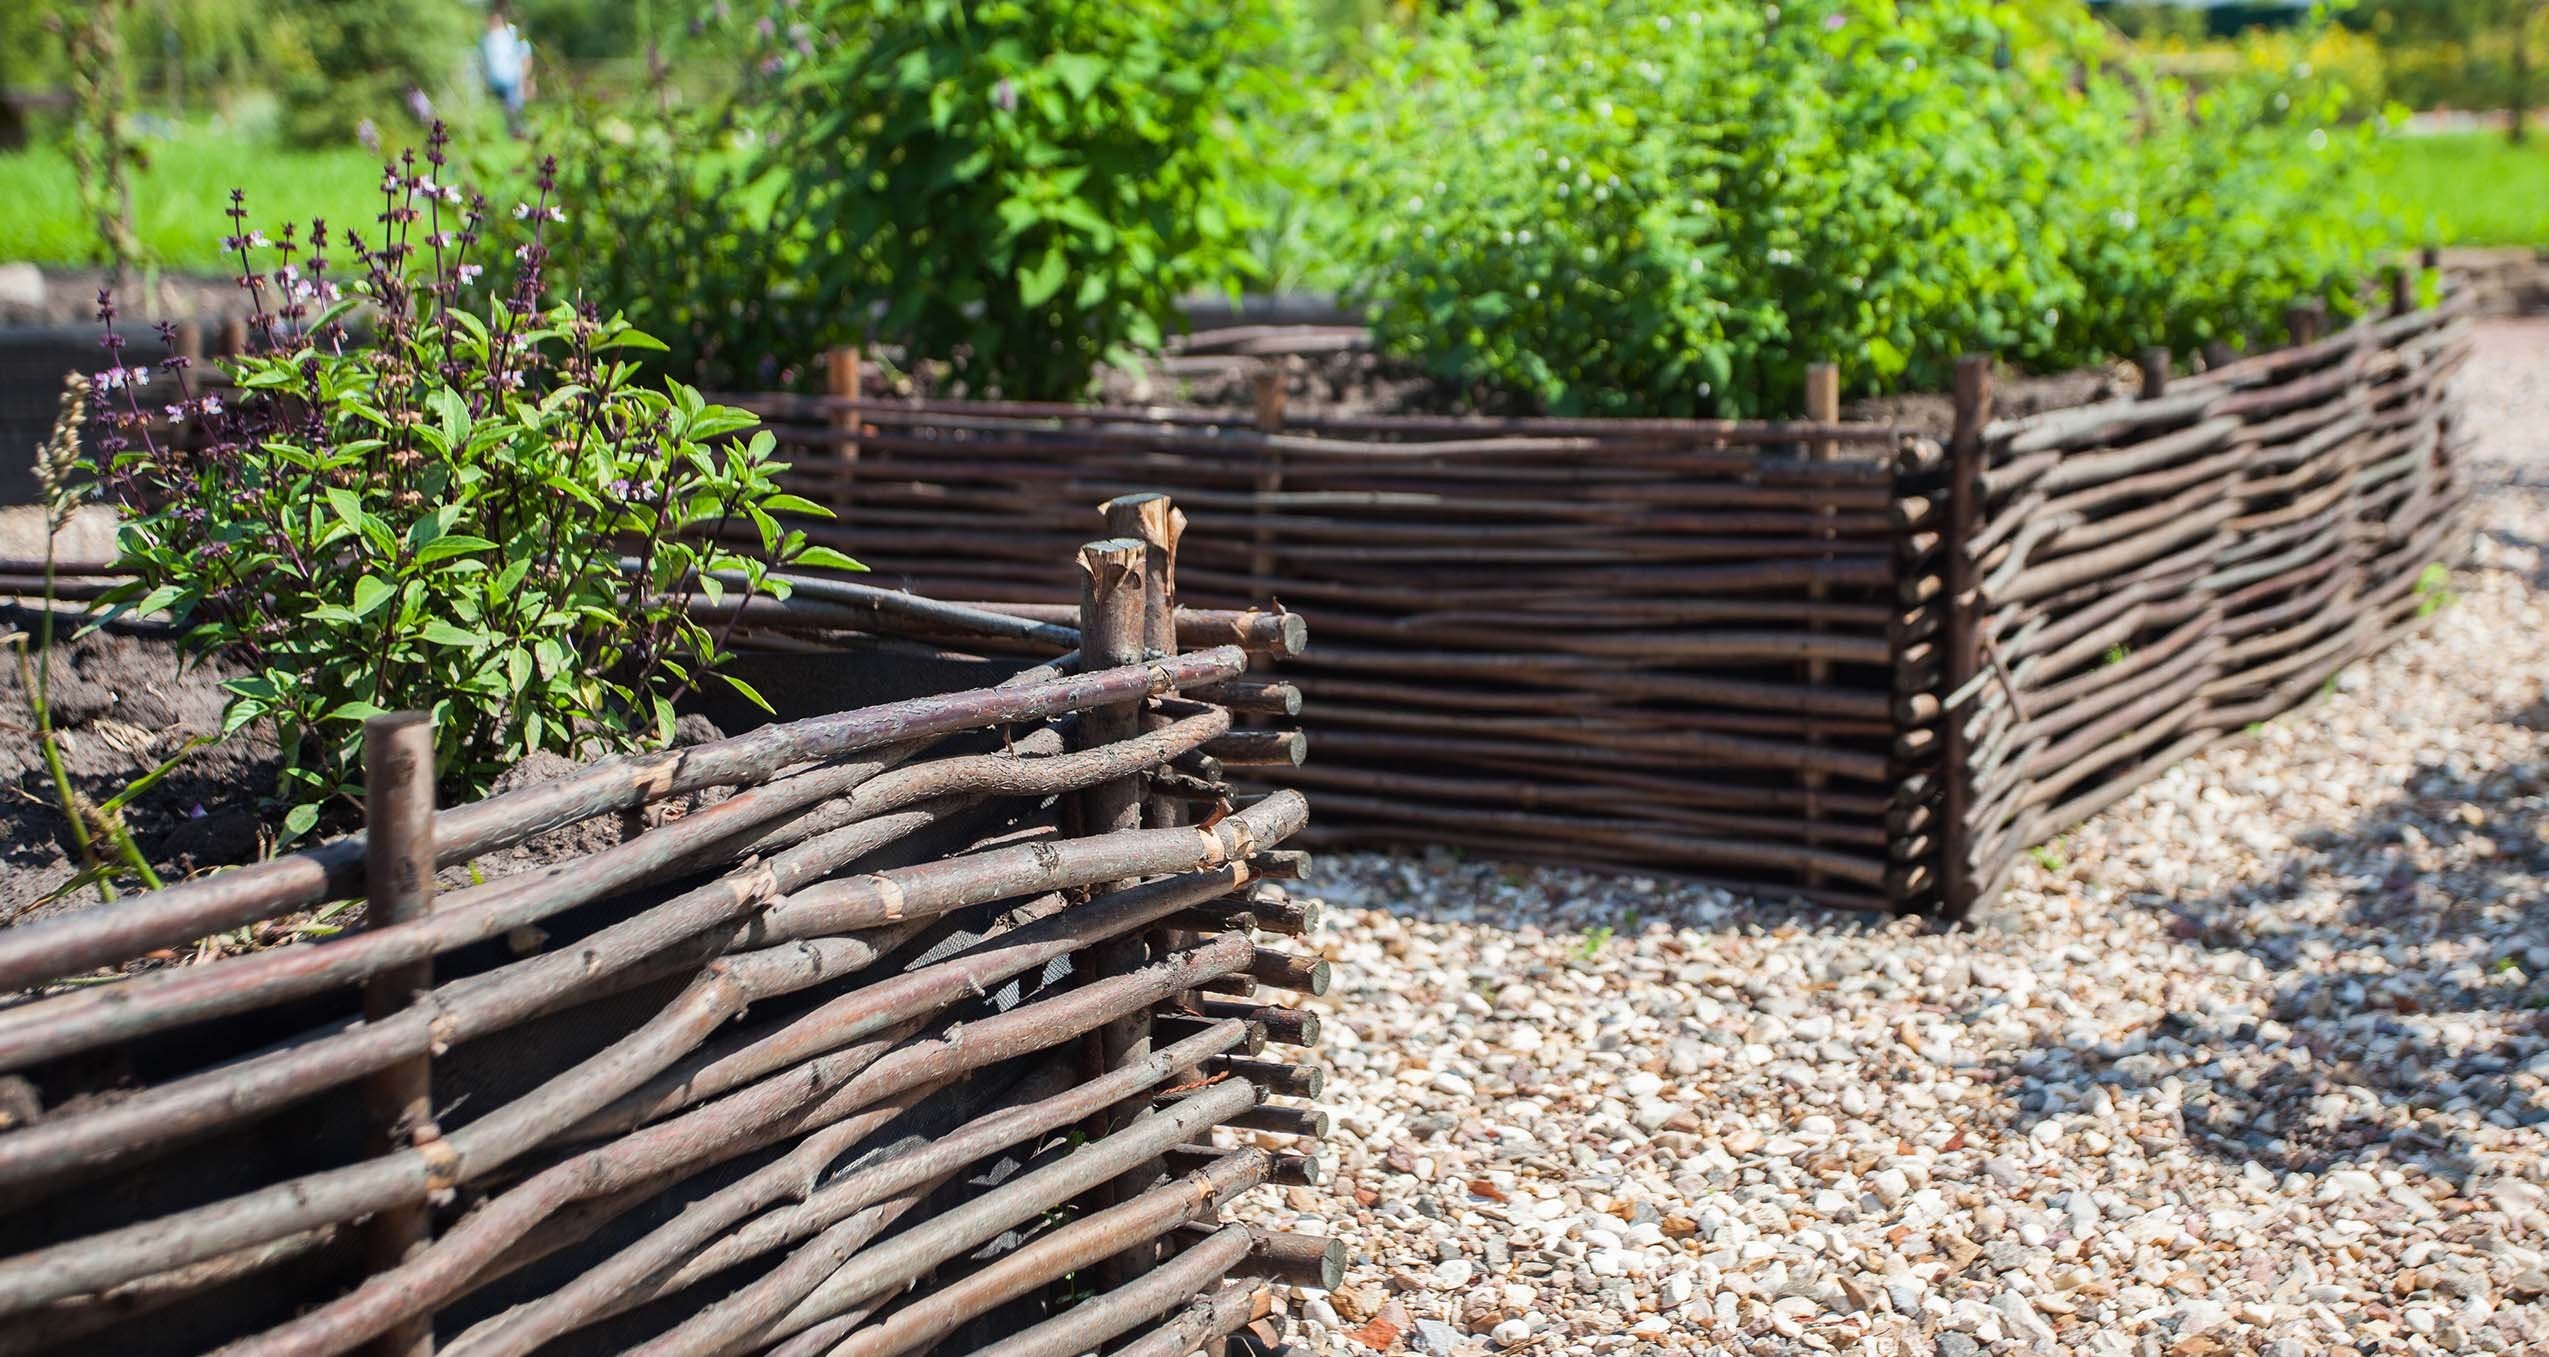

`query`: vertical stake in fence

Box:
[218,316,249,358]
[1105,491,1213,1123]
[1248,363,1286,603]
[2390,265,2417,318]
[359,712,438,1357]
[1801,361,1840,898]
[2137,347,2169,400]
[2285,302,2323,348]
[1074,537,1156,1288]
[1105,492,1187,824]
[825,345,863,496]
[1941,356,1993,922]
[173,320,203,372]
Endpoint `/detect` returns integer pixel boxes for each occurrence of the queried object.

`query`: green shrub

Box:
[268,0,472,148]
[1327,0,2394,417]
[775,0,1278,399]
[89,142,851,836]
[523,89,826,391]
[2045,68,2389,361]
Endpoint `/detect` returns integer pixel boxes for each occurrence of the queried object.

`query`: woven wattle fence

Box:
[0,507,1330,1356]
[728,283,2473,920]
[734,387,1930,914]
[1933,295,2476,916]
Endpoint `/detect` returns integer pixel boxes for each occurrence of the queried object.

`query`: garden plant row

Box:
[737,283,2474,920]
[0,512,1331,1356]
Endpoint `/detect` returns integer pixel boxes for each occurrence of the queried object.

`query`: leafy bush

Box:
[88,134,852,836]
[267,0,472,147]
[523,88,828,391]
[2044,67,2389,361]
[1326,0,2394,416]
[768,0,1277,398]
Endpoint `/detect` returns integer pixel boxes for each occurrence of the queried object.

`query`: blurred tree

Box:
[2376,0,2549,139]
[52,0,147,284]
[269,0,474,146]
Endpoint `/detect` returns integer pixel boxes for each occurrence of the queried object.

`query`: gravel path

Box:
[1241,320,2549,1356]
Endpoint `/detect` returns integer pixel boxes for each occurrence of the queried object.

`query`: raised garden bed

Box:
[730,288,2476,919]
[0,510,1331,1354]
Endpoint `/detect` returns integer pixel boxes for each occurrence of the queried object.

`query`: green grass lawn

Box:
[0,125,435,272]
[2377,132,2549,249]
[9,120,2542,282]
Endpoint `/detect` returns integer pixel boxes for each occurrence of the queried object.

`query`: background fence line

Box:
[722,283,2474,919]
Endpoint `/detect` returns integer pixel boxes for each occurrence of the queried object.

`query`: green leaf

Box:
[413,535,499,565]
[422,621,489,648]
[1051,52,1108,104]
[280,802,321,842]
[762,493,835,519]
[352,575,395,619]
[1018,246,1069,308]
[325,700,394,721]
[594,329,671,353]
[791,545,868,573]
[717,672,777,715]
[132,583,189,616]
[325,487,369,538]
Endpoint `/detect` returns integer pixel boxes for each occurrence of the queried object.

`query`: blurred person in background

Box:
[479,1,533,137]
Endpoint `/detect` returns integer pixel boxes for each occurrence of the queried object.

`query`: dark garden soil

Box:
[0,626,275,924]
[1096,347,1535,420]
[0,622,730,949]
[1080,341,2146,436]
[1844,361,2134,442]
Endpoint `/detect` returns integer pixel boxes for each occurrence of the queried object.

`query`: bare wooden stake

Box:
[1800,361,1841,897]
[1104,493,1212,1109]
[2137,347,2169,400]
[360,712,438,1357]
[2285,302,2322,347]
[1942,356,1994,922]
[1074,537,1158,1289]
[1248,364,1286,600]
[825,346,863,492]
[1103,493,1185,662]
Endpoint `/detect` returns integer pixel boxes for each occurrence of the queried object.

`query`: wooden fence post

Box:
[2390,265,2417,317]
[2285,301,2323,348]
[1075,538,1156,1287]
[359,712,438,1357]
[2137,347,2169,400]
[1248,365,1286,602]
[1801,361,1839,898]
[1941,356,1993,922]
[1106,492,1188,832]
[825,345,863,498]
